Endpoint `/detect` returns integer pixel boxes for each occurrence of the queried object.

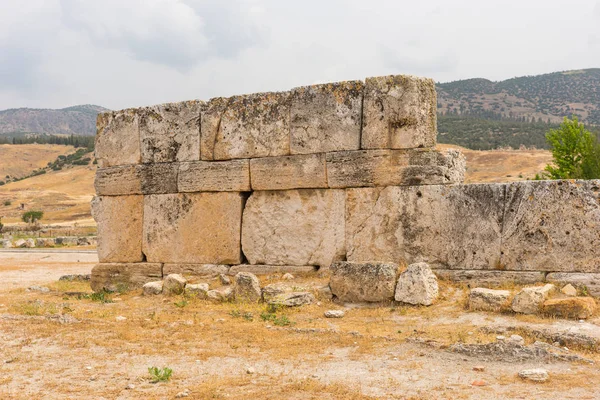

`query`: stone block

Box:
[186,283,209,297]
[95,165,142,195]
[201,92,291,161]
[233,272,261,302]
[345,184,505,269]
[143,192,244,264]
[511,284,556,314]
[546,273,600,297]
[91,263,162,292]
[542,297,597,319]
[163,264,230,278]
[361,75,437,150]
[434,270,546,287]
[290,80,363,154]
[178,159,250,192]
[395,262,439,306]
[163,273,187,295]
[250,154,327,191]
[242,189,345,268]
[468,288,511,311]
[139,100,202,163]
[92,196,144,263]
[95,109,141,168]
[268,292,315,307]
[227,265,318,276]
[143,281,163,295]
[330,261,399,302]
[138,163,179,194]
[501,180,600,272]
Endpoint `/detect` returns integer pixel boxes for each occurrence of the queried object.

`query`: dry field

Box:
[0,144,77,181]
[1,253,600,399]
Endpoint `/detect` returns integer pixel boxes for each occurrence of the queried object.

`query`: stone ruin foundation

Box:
[90,74,600,296]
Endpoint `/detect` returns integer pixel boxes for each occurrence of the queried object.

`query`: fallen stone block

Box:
[233,272,261,302]
[434,270,546,287]
[546,273,600,297]
[1,239,13,248]
[290,80,362,154]
[163,264,230,278]
[163,274,187,295]
[324,310,345,318]
[469,288,511,311]
[207,287,234,302]
[178,159,250,192]
[542,297,597,319]
[518,368,549,382]
[139,100,202,163]
[95,109,141,168]
[143,281,163,295]
[201,92,291,161]
[24,239,35,248]
[262,283,291,302]
[185,283,209,298]
[91,263,162,292]
[361,74,437,150]
[511,284,556,314]
[346,184,504,269]
[330,261,399,302]
[143,192,244,264]
[561,284,577,297]
[395,262,439,306]
[35,238,54,248]
[242,189,345,268]
[14,239,26,248]
[92,196,144,263]
[250,153,327,190]
[268,292,315,307]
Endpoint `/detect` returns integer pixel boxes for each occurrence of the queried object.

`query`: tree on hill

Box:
[543,116,600,179]
[22,210,44,225]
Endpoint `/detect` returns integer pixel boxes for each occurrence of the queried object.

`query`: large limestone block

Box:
[542,297,597,319]
[361,75,437,149]
[233,272,261,302]
[143,192,244,264]
[250,154,327,191]
[95,109,141,168]
[468,288,511,311]
[326,149,465,188]
[346,184,504,269]
[91,196,144,263]
[546,273,600,297]
[178,159,250,192]
[329,261,399,302]
[95,163,179,195]
[394,262,439,306]
[201,92,291,161]
[501,180,600,272]
[139,100,202,163]
[91,263,162,292]
[163,264,230,278]
[433,270,546,287]
[511,284,556,314]
[242,189,345,267]
[290,81,363,154]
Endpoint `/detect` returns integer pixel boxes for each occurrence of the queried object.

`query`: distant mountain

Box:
[436,69,600,150]
[0,104,109,137]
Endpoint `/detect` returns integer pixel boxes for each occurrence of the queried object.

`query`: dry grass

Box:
[0,144,76,179]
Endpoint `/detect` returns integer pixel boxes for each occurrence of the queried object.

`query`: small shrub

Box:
[260,311,291,326]
[4,200,11,206]
[81,291,113,303]
[22,210,44,224]
[174,299,188,308]
[148,366,173,383]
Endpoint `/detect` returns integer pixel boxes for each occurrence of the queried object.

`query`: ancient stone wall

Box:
[91,74,600,293]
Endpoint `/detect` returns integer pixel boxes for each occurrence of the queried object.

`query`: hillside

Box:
[0,144,78,181]
[0,104,108,137]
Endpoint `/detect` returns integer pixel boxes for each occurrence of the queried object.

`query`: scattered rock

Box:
[27,286,50,293]
[324,310,345,318]
[59,274,91,282]
[330,261,399,302]
[14,239,27,248]
[542,297,597,319]
[24,239,35,248]
[219,274,231,285]
[518,368,549,382]
[450,340,588,363]
[175,390,189,398]
[0,239,12,248]
[142,281,163,296]
[509,335,525,346]
[268,292,315,307]
[207,287,234,302]
[163,274,187,295]
[261,283,290,302]
[561,284,577,297]
[125,384,135,390]
[246,367,256,374]
[395,262,439,306]
[233,272,261,302]
[473,366,485,372]
[185,283,209,298]
[511,284,556,314]
[317,285,333,300]
[282,273,294,280]
[468,288,511,311]
[471,380,487,386]
[115,316,127,322]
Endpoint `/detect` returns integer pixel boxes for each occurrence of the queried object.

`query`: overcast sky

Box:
[1,0,599,110]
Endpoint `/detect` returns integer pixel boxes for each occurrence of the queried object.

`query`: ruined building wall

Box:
[90,74,600,294]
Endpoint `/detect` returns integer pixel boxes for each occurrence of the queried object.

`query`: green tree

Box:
[21,211,44,224]
[544,116,600,179]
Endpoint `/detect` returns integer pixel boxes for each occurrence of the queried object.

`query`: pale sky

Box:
[1,0,599,110]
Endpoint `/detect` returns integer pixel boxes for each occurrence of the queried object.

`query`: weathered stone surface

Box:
[546,273,600,297]
[324,310,345,318]
[542,297,597,319]
[228,265,318,276]
[242,189,345,267]
[163,274,187,295]
[178,159,250,192]
[327,149,464,188]
[91,263,162,292]
[92,196,144,263]
[434,270,546,287]
[269,292,315,307]
[561,284,577,297]
[317,285,333,300]
[14,239,26,248]
[220,274,231,285]
[330,261,399,302]
[233,272,261,302]
[143,193,243,264]
[469,288,511,311]
[163,264,230,278]
[502,180,600,272]
[518,368,549,382]
[1,239,13,248]
[201,92,291,161]
[511,284,556,314]
[346,184,504,269]
[361,75,437,149]
[139,100,202,163]
[207,287,234,302]
[138,163,178,194]
[290,81,363,154]
[250,154,327,190]
[395,262,439,306]
[282,273,294,280]
[261,283,290,302]
[185,283,209,297]
[24,239,35,248]
[95,109,141,168]
[95,165,142,195]
[142,281,163,295]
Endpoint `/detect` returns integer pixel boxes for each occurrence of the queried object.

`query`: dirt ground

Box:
[1,252,600,399]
